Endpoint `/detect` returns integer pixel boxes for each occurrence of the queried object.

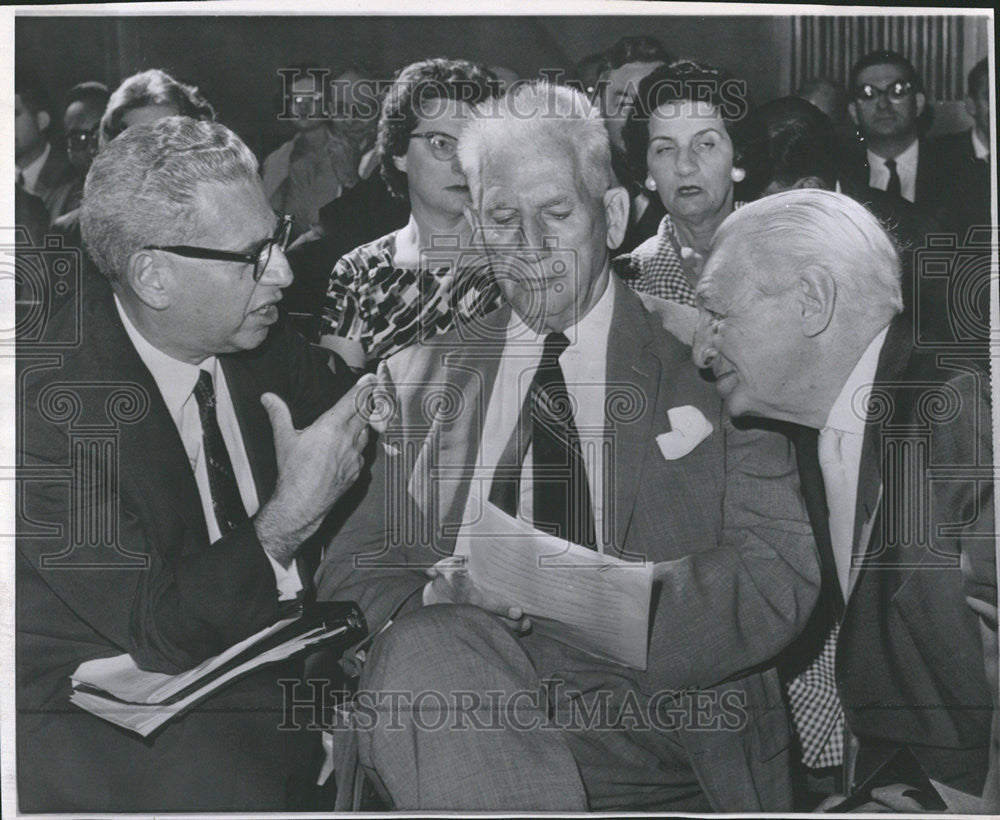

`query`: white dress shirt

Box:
[971,128,990,161]
[474,277,615,549]
[114,296,301,599]
[867,139,919,203]
[820,325,889,596]
[17,141,51,194]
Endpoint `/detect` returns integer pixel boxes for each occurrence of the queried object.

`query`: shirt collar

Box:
[867,137,918,173]
[113,294,217,421]
[825,325,890,435]
[18,142,51,193]
[971,128,990,160]
[505,270,615,354]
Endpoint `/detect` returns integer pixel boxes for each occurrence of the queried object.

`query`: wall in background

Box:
[16,13,989,157]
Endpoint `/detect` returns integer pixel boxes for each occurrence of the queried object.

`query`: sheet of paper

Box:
[71,616,302,704]
[459,496,653,669]
[69,627,347,736]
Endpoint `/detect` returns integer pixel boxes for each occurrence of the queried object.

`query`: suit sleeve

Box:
[313,358,435,632]
[646,420,822,690]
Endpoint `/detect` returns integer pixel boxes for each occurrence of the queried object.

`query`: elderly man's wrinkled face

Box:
[475,143,618,334]
[692,234,805,420]
[150,180,293,363]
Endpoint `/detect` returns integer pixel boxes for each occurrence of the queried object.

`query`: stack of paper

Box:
[460,498,654,669]
[70,604,365,737]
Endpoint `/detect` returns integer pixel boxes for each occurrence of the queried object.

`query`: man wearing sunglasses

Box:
[846,50,944,210]
[17,116,373,812]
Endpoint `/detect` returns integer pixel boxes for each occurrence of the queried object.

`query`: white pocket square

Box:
[656,406,713,460]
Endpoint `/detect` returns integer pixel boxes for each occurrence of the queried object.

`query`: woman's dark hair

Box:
[757,96,840,192]
[100,69,215,146]
[622,58,769,200]
[378,58,497,200]
[603,36,672,72]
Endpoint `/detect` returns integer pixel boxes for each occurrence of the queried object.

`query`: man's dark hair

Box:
[603,36,673,71]
[377,58,497,200]
[968,57,988,98]
[15,70,52,117]
[622,58,769,198]
[63,81,111,115]
[758,96,839,191]
[849,50,923,94]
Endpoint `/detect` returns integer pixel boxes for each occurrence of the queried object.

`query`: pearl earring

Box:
[645,176,657,191]
[731,167,746,182]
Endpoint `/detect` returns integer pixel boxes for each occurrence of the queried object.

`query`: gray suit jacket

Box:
[317,276,820,809]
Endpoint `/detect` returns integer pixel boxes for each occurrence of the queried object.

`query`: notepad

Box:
[458,496,653,669]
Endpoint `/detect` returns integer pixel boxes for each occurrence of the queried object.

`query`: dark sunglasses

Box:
[853,80,914,103]
[143,214,294,282]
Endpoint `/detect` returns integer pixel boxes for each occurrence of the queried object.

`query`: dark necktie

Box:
[489,332,596,547]
[884,157,901,199]
[193,369,248,536]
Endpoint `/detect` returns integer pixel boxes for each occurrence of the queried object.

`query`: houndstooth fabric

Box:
[613,215,697,306]
[786,622,845,769]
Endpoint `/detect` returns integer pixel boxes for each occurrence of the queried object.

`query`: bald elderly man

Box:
[693,189,997,812]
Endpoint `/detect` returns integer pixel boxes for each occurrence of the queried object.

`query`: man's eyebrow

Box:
[541,195,571,209]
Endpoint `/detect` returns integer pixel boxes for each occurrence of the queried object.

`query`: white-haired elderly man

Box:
[17,116,373,812]
[693,189,997,812]
[315,82,819,812]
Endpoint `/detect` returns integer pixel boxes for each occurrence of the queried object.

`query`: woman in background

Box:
[614,59,767,304]
[99,68,215,146]
[318,58,500,370]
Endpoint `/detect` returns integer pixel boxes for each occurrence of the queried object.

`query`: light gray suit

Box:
[316,276,820,811]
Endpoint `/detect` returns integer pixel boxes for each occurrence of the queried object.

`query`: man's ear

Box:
[914,91,926,118]
[797,265,835,337]
[36,110,51,133]
[847,101,859,127]
[603,185,630,250]
[125,251,171,310]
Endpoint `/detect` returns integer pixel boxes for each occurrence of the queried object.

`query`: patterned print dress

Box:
[320,231,502,368]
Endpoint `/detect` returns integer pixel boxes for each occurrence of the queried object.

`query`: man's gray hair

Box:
[715,188,903,316]
[457,81,614,203]
[81,116,259,281]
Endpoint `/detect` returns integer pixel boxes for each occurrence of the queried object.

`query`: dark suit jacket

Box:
[792,315,996,799]
[843,138,950,219]
[30,144,80,221]
[928,128,993,238]
[316,275,821,810]
[16,276,353,811]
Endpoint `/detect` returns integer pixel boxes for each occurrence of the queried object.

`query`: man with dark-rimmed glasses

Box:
[17,115,373,812]
[846,49,947,211]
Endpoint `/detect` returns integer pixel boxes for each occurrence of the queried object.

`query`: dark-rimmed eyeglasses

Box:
[66,129,100,152]
[409,132,459,161]
[853,80,914,103]
[143,214,294,282]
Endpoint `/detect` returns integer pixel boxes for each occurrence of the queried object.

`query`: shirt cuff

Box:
[264,550,304,601]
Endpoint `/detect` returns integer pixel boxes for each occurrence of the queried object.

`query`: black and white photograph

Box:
[2,2,997,816]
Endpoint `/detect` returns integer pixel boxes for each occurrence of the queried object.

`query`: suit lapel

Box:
[606,280,661,552]
[414,309,507,537]
[85,283,211,549]
[849,316,912,598]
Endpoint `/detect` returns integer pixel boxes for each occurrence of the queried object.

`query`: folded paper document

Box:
[70,601,366,737]
[459,498,653,669]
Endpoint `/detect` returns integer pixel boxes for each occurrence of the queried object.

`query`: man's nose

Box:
[259,247,294,289]
[691,313,717,368]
